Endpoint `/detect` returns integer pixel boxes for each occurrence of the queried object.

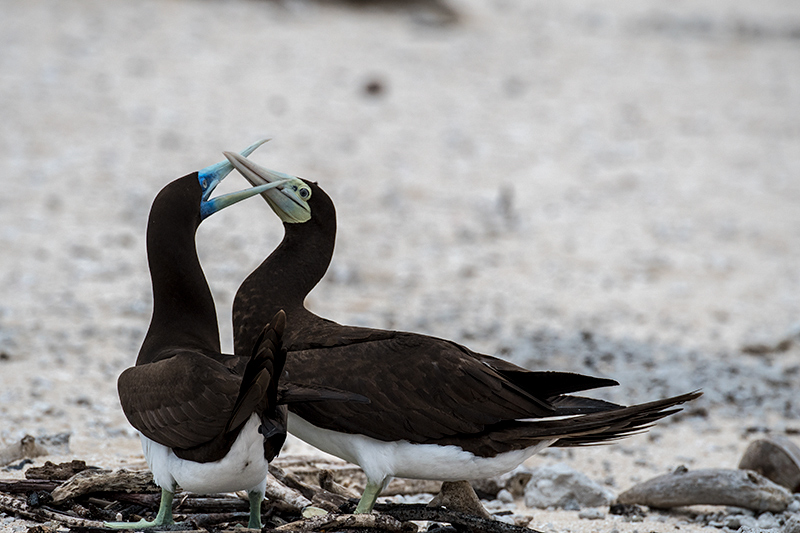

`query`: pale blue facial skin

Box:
[198,140,283,220]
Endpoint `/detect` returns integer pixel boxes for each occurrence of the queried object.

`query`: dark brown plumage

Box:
[224,151,701,513]
[118,173,288,464]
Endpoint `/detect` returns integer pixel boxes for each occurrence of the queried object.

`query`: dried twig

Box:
[268,464,348,512]
[0,479,60,493]
[265,471,312,511]
[277,512,417,533]
[374,503,542,533]
[0,492,105,528]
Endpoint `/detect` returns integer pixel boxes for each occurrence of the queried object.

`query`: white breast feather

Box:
[141,413,269,494]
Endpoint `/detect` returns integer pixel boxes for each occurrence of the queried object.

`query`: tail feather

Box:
[469,390,701,453]
[540,391,701,445]
[226,310,287,433]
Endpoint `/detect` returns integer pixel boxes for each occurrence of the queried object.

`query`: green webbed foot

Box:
[104,488,175,529]
[247,489,264,529]
[104,517,175,530]
[354,480,386,514]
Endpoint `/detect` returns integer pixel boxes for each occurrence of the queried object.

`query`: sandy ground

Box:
[1,0,800,531]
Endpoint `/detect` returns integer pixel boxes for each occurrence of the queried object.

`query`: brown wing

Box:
[284,332,565,442]
[117,351,239,450]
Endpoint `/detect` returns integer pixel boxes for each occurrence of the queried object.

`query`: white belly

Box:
[141,413,269,494]
[288,413,555,484]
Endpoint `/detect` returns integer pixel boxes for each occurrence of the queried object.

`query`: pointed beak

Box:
[223,151,312,224]
[198,139,270,202]
[196,139,290,220]
[200,179,289,220]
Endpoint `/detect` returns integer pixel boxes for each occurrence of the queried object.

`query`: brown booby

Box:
[225,150,702,514]
[108,142,360,529]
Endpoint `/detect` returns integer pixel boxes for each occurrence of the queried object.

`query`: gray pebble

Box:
[523,463,614,510]
[788,499,800,513]
[623,514,644,523]
[494,514,515,525]
[578,507,605,520]
[784,515,800,533]
[721,515,750,529]
[758,512,780,530]
[497,489,515,503]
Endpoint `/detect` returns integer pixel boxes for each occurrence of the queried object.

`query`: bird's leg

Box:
[247,489,264,529]
[354,479,386,514]
[105,488,175,529]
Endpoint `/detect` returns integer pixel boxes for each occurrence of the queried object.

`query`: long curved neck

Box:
[233,215,335,356]
[138,178,220,364]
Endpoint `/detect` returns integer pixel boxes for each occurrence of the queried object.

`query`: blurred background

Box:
[0,0,798,457]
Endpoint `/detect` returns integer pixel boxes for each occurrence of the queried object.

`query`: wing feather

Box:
[118,352,239,449]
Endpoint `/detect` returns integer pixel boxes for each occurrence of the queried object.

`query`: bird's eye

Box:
[298,188,310,199]
[200,178,208,189]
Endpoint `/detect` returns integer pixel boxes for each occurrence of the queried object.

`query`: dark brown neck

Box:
[233,182,336,356]
[138,174,221,364]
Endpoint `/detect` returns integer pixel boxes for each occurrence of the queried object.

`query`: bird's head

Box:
[223,150,312,224]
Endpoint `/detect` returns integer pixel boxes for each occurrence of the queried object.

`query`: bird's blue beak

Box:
[198,139,288,220]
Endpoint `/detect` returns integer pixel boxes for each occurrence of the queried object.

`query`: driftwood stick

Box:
[264,470,313,511]
[0,479,61,493]
[52,469,156,503]
[616,467,792,512]
[277,512,417,533]
[267,465,351,512]
[428,480,491,519]
[319,470,360,500]
[374,503,542,533]
[269,464,319,501]
[0,492,105,528]
[185,511,251,527]
[103,491,159,507]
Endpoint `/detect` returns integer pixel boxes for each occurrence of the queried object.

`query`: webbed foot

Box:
[104,488,175,529]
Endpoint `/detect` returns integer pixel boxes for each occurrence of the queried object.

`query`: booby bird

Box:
[225,151,702,514]
[108,142,356,529]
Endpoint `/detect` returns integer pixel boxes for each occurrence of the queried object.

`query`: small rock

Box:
[739,437,800,492]
[497,489,514,503]
[470,478,501,500]
[758,512,780,530]
[578,508,605,520]
[723,514,756,529]
[500,467,534,497]
[788,499,800,513]
[784,515,800,533]
[494,514,515,525]
[609,503,646,518]
[510,515,533,527]
[523,463,614,510]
